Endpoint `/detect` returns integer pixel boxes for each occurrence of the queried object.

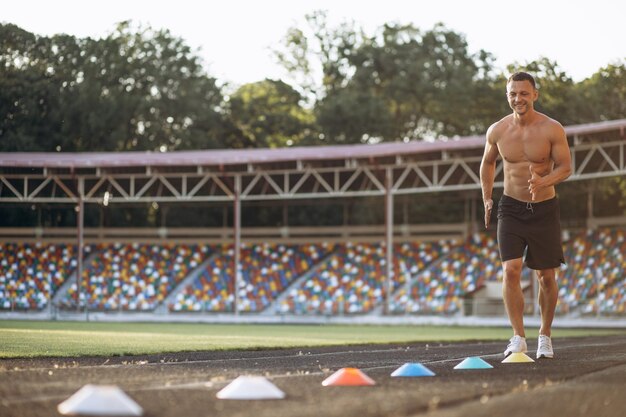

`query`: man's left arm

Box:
[547,123,573,186]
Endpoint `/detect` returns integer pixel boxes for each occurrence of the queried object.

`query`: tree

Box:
[575,61,626,123]
[315,86,393,144]
[274,10,361,104]
[327,22,503,141]
[63,21,239,152]
[0,24,70,151]
[349,23,500,139]
[228,79,315,148]
[275,16,502,143]
[0,22,239,152]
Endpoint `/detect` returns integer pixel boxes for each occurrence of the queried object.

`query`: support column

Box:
[384,168,394,315]
[233,176,241,316]
[76,179,84,315]
[48,267,53,319]
[471,194,477,235]
[586,184,594,229]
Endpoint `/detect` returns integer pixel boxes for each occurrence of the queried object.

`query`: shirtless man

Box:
[480,71,572,359]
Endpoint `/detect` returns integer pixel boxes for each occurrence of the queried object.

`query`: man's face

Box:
[506,80,538,115]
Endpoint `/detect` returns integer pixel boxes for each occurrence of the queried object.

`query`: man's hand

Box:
[484,199,493,229]
[528,166,541,201]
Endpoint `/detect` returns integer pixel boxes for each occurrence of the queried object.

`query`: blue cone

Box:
[391,363,436,377]
[454,356,493,370]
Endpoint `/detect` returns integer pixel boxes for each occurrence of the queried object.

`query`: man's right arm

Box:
[480,125,499,229]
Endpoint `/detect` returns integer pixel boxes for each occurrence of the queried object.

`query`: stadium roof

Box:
[1,119,624,169]
[0,135,485,169]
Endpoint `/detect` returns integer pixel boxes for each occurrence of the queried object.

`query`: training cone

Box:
[57,384,143,416]
[391,363,436,377]
[502,352,535,363]
[322,367,376,386]
[454,357,493,370]
[216,376,286,400]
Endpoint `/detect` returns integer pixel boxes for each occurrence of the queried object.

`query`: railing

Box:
[0,223,470,244]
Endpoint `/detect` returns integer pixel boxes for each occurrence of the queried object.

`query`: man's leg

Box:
[537,268,558,336]
[502,258,525,337]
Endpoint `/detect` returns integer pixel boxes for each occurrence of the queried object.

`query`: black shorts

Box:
[497,194,565,270]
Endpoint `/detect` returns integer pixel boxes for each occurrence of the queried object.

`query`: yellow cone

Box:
[502,352,535,363]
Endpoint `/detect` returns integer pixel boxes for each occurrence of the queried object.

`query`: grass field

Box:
[1,320,623,358]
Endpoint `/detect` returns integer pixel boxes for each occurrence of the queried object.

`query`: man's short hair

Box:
[507,72,536,89]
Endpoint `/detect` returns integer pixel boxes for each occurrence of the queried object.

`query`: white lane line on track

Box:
[107,339,626,392]
[107,350,527,392]
[1,344,497,373]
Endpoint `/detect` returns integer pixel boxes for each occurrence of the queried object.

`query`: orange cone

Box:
[322,367,376,386]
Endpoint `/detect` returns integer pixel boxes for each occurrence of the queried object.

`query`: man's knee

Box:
[502,259,523,282]
[537,269,557,289]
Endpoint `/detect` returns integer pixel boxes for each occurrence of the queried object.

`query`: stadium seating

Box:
[0,243,77,310]
[278,241,452,315]
[63,243,207,310]
[589,279,626,314]
[558,227,626,314]
[1,227,625,316]
[171,243,334,312]
[170,244,234,312]
[390,233,537,314]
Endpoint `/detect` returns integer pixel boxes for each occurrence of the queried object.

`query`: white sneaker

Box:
[537,335,554,359]
[504,335,527,357]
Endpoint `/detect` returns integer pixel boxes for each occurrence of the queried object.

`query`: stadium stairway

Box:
[52,250,99,308]
[263,252,339,316]
[367,245,460,315]
[155,254,218,314]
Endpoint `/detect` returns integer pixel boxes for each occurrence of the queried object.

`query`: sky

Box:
[3,0,625,88]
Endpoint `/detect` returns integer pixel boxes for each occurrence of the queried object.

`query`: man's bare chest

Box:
[497,133,551,164]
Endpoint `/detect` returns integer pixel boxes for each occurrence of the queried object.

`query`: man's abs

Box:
[503,163,555,202]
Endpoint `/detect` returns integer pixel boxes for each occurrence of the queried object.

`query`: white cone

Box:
[57,384,143,416]
[216,376,286,400]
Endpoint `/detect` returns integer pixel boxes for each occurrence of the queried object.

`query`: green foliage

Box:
[575,61,626,122]
[0,24,65,151]
[2,20,623,152]
[229,79,315,148]
[315,87,393,144]
[274,10,361,103]
[276,17,507,142]
[0,22,237,151]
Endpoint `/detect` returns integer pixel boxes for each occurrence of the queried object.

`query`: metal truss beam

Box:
[0,139,624,204]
